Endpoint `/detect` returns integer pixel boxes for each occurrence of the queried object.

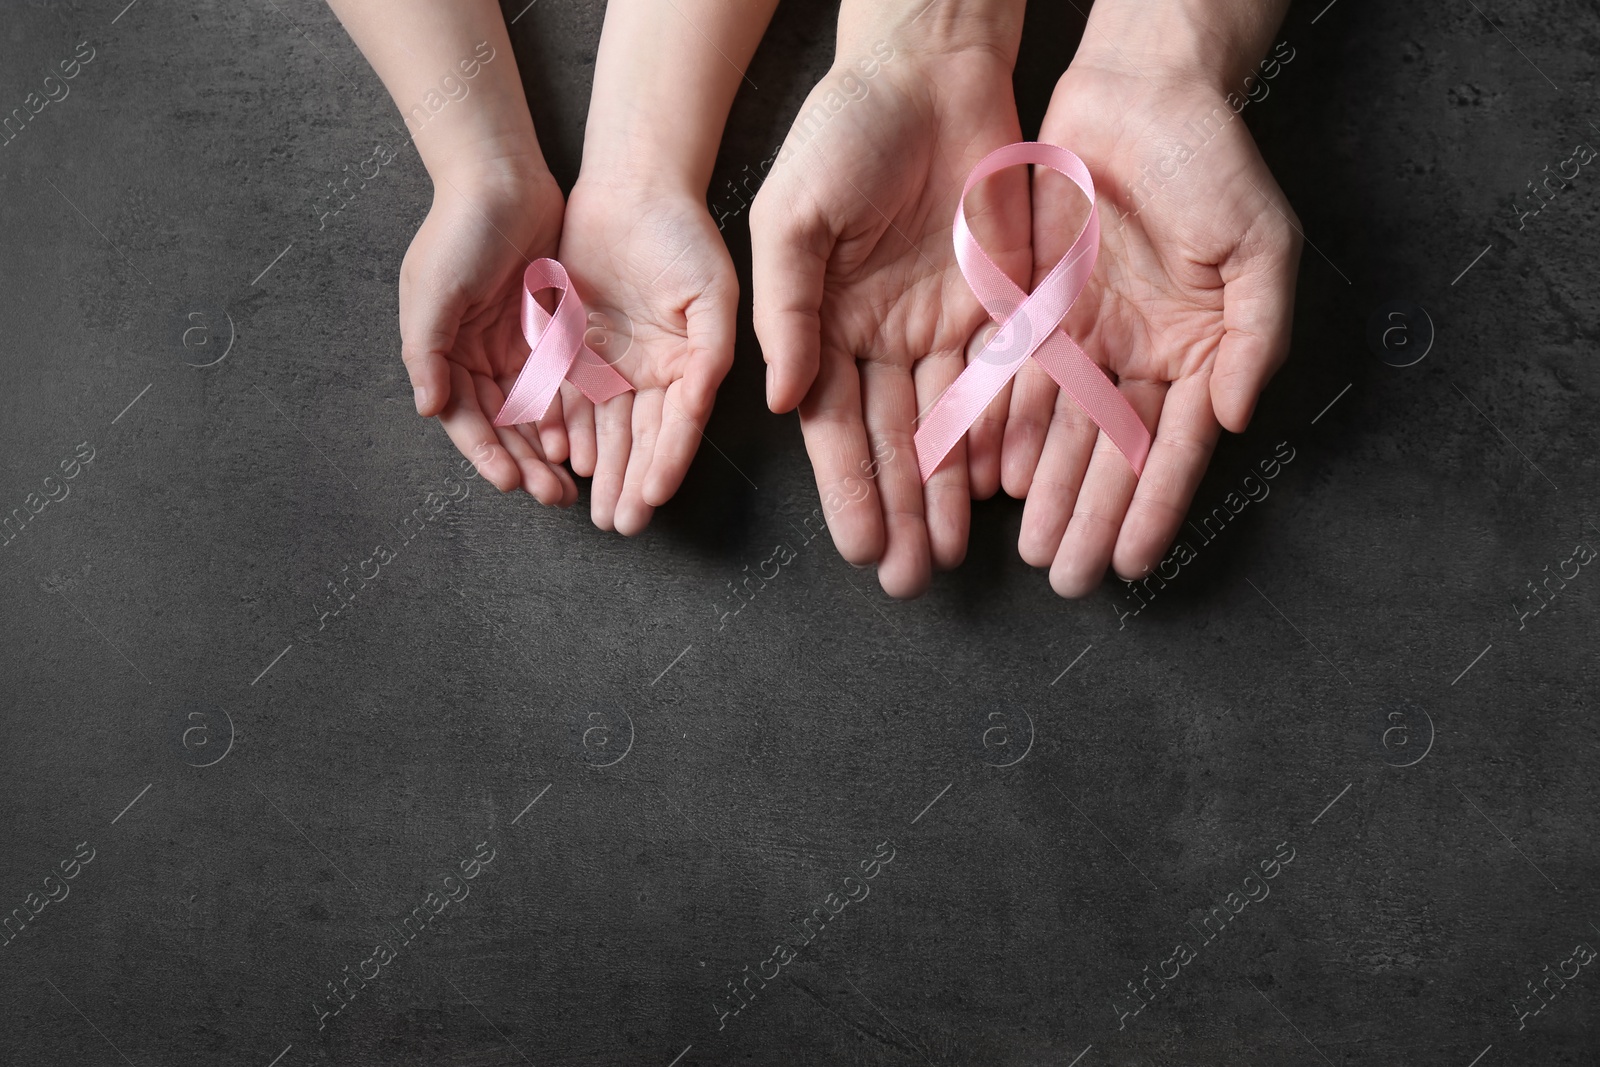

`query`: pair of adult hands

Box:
[396,22,1300,600]
[754,27,1301,598]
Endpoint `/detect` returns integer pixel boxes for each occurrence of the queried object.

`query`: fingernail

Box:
[413,385,430,414]
[765,364,775,407]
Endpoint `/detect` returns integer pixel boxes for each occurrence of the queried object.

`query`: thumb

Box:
[751,190,834,414]
[1211,212,1301,432]
[397,257,466,418]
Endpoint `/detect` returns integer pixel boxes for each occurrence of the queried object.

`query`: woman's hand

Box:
[752,23,1032,598]
[1001,62,1300,596]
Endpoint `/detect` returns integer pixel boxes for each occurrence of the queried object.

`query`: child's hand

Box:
[1001,63,1300,596]
[400,163,580,506]
[540,0,775,535]
[553,179,737,535]
[323,2,578,502]
[752,22,1031,598]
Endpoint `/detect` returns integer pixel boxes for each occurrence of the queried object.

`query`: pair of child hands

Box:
[328,0,1300,599]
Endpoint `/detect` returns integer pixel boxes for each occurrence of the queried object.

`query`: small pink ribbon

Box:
[493,259,633,426]
[913,142,1151,482]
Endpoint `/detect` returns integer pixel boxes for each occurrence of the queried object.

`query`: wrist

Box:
[428,141,557,218]
[569,161,701,210]
[577,0,775,199]
[423,130,553,202]
[837,0,1025,64]
[1074,0,1288,93]
[577,111,714,198]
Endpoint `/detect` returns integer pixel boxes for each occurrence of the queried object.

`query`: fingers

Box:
[486,369,575,506]
[643,384,709,510]
[1000,358,1063,499]
[644,279,738,508]
[1113,374,1220,578]
[397,265,464,418]
[475,373,574,507]
[911,350,971,571]
[506,421,579,508]
[440,363,520,492]
[589,392,633,532]
[1048,381,1165,597]
[1016,388,1099,567]
[797,348,882,567]
[1211,206,1302,432]
[613,388,662,536]
[562,383,598,479]
[750,196,834,414]
[439,364,576,505]
[538,387,570,465]
[861,362,931,598]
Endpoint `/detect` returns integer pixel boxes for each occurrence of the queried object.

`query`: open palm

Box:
[997,66,1301,596]
[552,182,738,535]
[752,50,1031,598]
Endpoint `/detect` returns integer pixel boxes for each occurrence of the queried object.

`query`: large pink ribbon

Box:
[493,259,633,426]
[913,142,1151,482]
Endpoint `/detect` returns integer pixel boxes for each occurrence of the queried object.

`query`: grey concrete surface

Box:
[1,0,1597,1065]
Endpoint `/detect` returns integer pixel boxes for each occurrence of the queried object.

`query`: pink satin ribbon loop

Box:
[493,259,633,427]
[913,142,1152,482]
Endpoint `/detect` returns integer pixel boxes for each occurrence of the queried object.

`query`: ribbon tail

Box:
[565,345,633,405]
[1030,331,1151,475]
[913,352,1028,482]
[493,338,576,426]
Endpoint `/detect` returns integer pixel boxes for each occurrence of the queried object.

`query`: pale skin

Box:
[330,0,1299,594]
[996,0,1301,597]
[326,0,777,532]
[325,0,571,503]
[752,0,1035,599]
[755,0,1299,598]
[557,0,779,534]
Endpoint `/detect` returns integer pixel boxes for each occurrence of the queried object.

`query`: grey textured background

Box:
[2,0,1597,1065]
